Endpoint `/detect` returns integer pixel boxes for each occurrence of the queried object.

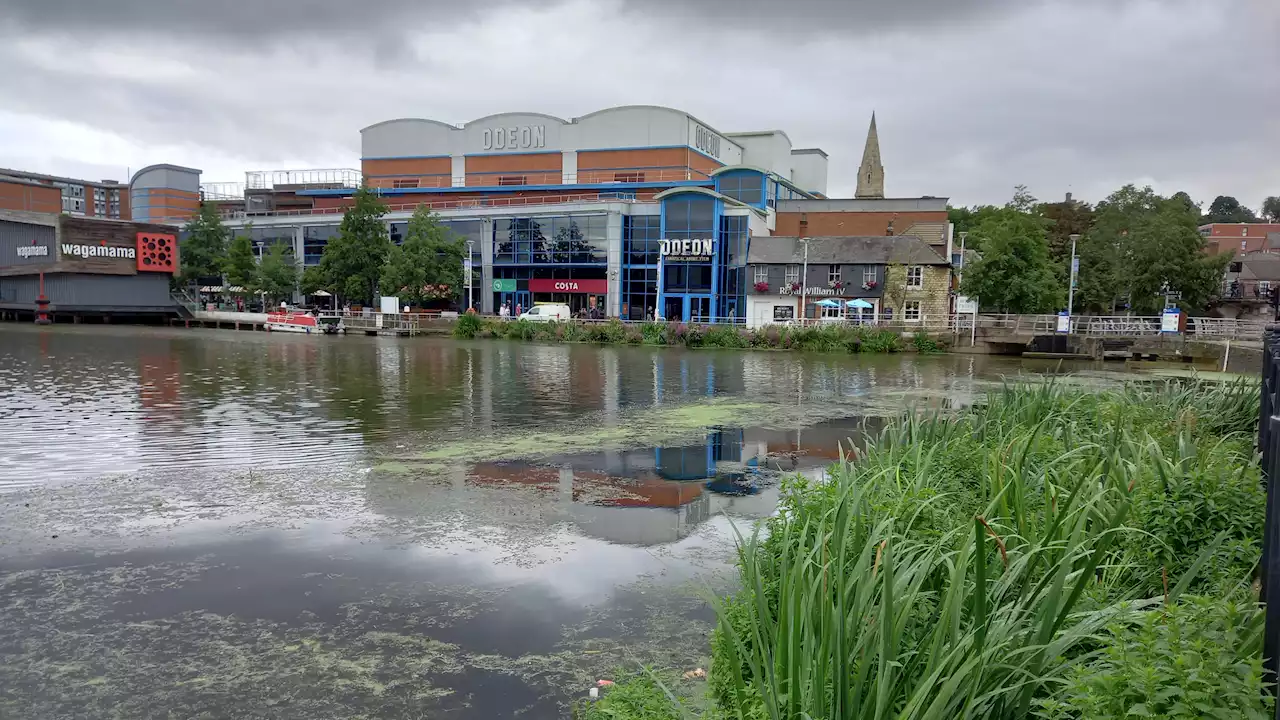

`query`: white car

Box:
[518,303,572,322]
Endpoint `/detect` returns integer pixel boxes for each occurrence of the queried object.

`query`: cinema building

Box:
[0,210,181,322]
[215,106,954,321]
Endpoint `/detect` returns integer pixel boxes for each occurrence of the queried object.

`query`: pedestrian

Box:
[515,303,522,317]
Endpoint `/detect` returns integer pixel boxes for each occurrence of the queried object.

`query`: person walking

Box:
[515,302,522,317]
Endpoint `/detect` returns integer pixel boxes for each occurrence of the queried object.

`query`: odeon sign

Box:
[481,125,546,151]
[659,238,715,262]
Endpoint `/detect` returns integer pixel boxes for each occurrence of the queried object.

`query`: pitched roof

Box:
[1238,252,1280,281]
[747,235,950,265]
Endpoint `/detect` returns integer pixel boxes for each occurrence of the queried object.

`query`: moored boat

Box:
[266,311,344,334]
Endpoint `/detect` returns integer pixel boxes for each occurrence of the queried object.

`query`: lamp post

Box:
[465,240,475,311]
[799,237,810,324]
[957,231,968,285]
[1067,234,1080,324]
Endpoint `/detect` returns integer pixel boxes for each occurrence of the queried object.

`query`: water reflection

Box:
[1,326,1011,488]
[0,325,1096,718]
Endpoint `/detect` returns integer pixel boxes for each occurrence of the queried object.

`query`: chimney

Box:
[1065,191,1073,203]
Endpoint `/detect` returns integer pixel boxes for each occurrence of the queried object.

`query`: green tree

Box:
[300,265,331,296]
[1262,196,1280,223]
[318,186,390,305]
[223,234,257,298]
[1039,197,1095,271]
[380,205,465,307]
[256,242,298,304]
[1203,195,1257,224]
[178,202,230,284]
[959,205,1060,314]
[947,204,1002,250]
[1078,185,1228,314]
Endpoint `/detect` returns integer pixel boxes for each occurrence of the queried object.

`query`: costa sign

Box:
[528,278,607,294]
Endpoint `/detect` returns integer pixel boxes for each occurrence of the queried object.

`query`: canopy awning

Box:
[815,299,842,308]
[845,299,874,309]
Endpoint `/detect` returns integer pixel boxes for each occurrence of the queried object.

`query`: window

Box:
[718,172,763,205]
[1260,281,1272,294]
[904,301,922,321]
[498,175,527,186]
[906,265,923,289]
[753,266,768,284]
[863,266,876,286]
[785,265,800,286]
[393,178,419,189]
[828,264,841,284]
[614,172,645,183]
[773,306,795,321]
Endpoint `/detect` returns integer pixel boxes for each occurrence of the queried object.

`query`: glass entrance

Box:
[662,297,683,322]
[688,296,712,322]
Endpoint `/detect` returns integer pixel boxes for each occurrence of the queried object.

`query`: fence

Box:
[1258,330,1280,713]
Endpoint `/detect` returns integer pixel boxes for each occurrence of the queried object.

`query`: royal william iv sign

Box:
[660,238,715,262]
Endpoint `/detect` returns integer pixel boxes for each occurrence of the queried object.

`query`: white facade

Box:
[363,105,770,168]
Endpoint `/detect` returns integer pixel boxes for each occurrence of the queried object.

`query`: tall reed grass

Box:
[706,377,1267,720]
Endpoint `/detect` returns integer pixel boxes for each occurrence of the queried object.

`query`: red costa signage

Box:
[528,278,608,294]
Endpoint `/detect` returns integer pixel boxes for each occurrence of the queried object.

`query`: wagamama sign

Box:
[16,245,48,258]
[62,243,136,259]
[481,125,546,151]
[660,238,715,262]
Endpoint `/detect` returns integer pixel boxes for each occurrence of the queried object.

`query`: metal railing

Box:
[217,192,638,221]
[366,167,712,190]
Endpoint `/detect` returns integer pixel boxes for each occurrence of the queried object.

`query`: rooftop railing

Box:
[217,191,640,221]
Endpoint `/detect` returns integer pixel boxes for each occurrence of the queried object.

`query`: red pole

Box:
[34,271,51,325]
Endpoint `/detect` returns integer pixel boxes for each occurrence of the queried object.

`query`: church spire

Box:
[855,112,884,199]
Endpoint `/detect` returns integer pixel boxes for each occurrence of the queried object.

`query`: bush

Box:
[452,313,482,338]
[573,671,683,720]
[912,330,942,353]
[860,328,901,353]
[1037,596,1270,720]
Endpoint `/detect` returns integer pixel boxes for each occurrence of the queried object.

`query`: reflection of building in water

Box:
[363,427,788,547]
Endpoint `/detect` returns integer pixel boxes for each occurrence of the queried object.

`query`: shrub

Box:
[1037,596,1270,720]
[573,671,684,720]
[912,330,942,353]
[860,328,901,353]
[452,313,483,338]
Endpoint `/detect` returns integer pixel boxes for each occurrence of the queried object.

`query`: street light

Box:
[465,240,475,311]
[799,237,810,324]
[1067,234,1081,320]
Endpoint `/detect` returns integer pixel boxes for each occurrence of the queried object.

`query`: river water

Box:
[1,325,1095,719]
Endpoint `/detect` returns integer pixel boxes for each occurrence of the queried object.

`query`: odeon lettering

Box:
[16,245,48,258]
[693,124,722,159]
[659,238,715,261]
[61,244,136,259]
[481,125,546,151]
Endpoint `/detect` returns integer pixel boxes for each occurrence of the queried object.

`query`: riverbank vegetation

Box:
[592,378,1270,719]
[453,315,936,354]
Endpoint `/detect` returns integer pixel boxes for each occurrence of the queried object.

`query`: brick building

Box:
[0,165,202,226]
[1201,222,1280,255]
[204,107,954,321]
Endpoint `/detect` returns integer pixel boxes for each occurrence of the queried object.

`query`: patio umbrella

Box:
[815,299,842,308]
[846,299,873,309]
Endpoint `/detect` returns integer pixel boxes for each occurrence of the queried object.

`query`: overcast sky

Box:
[1,0,1276,209]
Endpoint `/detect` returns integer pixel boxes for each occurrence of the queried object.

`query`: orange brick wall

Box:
[363,157,452,189]
[0,181,62,214]
[774,210,948,237]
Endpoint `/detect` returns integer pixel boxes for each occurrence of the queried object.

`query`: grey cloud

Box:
[0,0,517,38]
[0,0,1275,208]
